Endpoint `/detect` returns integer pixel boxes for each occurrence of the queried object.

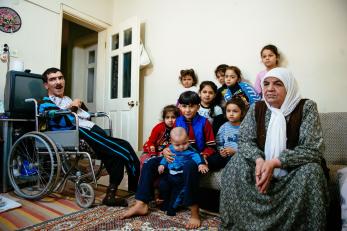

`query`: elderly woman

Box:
[220,67,328,230]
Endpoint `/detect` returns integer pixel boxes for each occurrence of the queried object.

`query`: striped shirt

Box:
[216,122,240,151]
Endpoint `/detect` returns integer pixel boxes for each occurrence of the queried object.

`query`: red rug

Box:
[20,197,221,231]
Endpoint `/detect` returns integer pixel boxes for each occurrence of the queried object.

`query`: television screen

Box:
[4,71,47,118]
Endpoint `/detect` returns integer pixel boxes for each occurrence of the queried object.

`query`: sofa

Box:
[200,112,347,229]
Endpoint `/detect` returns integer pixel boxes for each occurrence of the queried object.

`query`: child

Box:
[215,64,229,107]
[223,66,260,108]
[214,64,228,87]
[215,97,247,166]
[158,127,209,216]
[178,69,199,95]
[254,44,280,95]
[198,81,226,135]
[140,105,180,169]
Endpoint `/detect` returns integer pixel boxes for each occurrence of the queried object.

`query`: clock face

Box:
[0,7,22,33]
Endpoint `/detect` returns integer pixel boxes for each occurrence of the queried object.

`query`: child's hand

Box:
[220,148,236,157]
[198,164,209,174]
[149,146,155,152]
[158,165,165,174]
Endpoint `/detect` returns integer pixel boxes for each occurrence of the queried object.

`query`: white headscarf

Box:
[261,67,301,177]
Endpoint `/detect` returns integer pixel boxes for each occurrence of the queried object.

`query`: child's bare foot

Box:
[186,204,201,229]
[120,200,149,219]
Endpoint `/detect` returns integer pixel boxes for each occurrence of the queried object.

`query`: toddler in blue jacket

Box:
[158,127,209,215]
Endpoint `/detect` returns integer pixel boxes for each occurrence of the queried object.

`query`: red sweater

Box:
[143,122,171,154]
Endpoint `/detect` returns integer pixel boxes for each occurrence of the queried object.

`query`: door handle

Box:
[128,101,135,107]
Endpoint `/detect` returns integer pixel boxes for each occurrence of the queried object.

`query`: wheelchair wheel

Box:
[7,132,60,200]
[75,183,95,208]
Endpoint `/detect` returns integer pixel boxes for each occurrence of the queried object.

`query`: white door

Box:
[72,44,97,112]
[85,45,97,112]
[105,17,140,150]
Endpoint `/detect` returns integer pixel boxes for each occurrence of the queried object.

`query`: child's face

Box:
[216,71,225,85]
[171,136,189,152]
[261,49,278,69]
[179,104,199,121]
[164,111,176,128]
[200,85,216,106]
[181,75,194,88]
[226,103,242,124]
[225,69,239,87]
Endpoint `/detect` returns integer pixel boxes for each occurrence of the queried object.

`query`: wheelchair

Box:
[7,98,112,208]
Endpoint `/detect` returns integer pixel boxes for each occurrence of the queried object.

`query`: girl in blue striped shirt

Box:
[216,97,248,161]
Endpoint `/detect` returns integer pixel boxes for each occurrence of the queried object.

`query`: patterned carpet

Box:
[1,186,220,231]
[0,185,130,231]
[20,197,221,231]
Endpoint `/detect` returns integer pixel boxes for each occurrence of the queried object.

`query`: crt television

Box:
[4,70,47,118]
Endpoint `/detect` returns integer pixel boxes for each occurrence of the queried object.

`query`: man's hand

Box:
[149,146,155,153]
[70,98,82,108]
[158,165,165,174]
[162,147,175,163]
[198,164,209,174]
[219,147,236,157]
[255,158,281,194]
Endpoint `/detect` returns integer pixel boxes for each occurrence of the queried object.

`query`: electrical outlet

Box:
[11,49,19,58]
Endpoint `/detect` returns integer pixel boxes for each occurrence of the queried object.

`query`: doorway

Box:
[60,18,98,110]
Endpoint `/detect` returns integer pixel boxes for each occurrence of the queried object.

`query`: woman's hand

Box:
[255,158,265,185]
[162,147,175,163]
[255,158,281,194]
[149,146,155,152]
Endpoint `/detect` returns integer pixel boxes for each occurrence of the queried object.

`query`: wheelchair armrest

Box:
[89,112,109,118]
[89,112,112,136]
[39,109,73,118]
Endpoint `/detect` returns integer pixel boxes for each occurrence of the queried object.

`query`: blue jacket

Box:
[160,145,204,171]
[224,82,260,105]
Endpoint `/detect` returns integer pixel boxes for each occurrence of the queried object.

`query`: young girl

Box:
[254,44,280,95]
[178,69,199,95]
[223,66,260,108]
[215,97,247,165]
[140,104,180,168]
[198,81,226,135]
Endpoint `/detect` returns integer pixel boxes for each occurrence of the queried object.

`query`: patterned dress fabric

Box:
[219,100,329,231]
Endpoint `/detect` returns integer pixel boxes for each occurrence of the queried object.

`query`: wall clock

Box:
[0,7,22,33]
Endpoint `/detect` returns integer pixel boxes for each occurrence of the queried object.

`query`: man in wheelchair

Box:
[40,67,140,207]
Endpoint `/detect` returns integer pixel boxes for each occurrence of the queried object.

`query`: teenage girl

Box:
[216,97,247,163]
[254,44,280,95]
[223,66,260,108]
[198,81,226,135]
[140,104,180,168]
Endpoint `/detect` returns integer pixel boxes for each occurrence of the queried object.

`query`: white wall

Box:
[0,0,113,101]
[112,0,347,145]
